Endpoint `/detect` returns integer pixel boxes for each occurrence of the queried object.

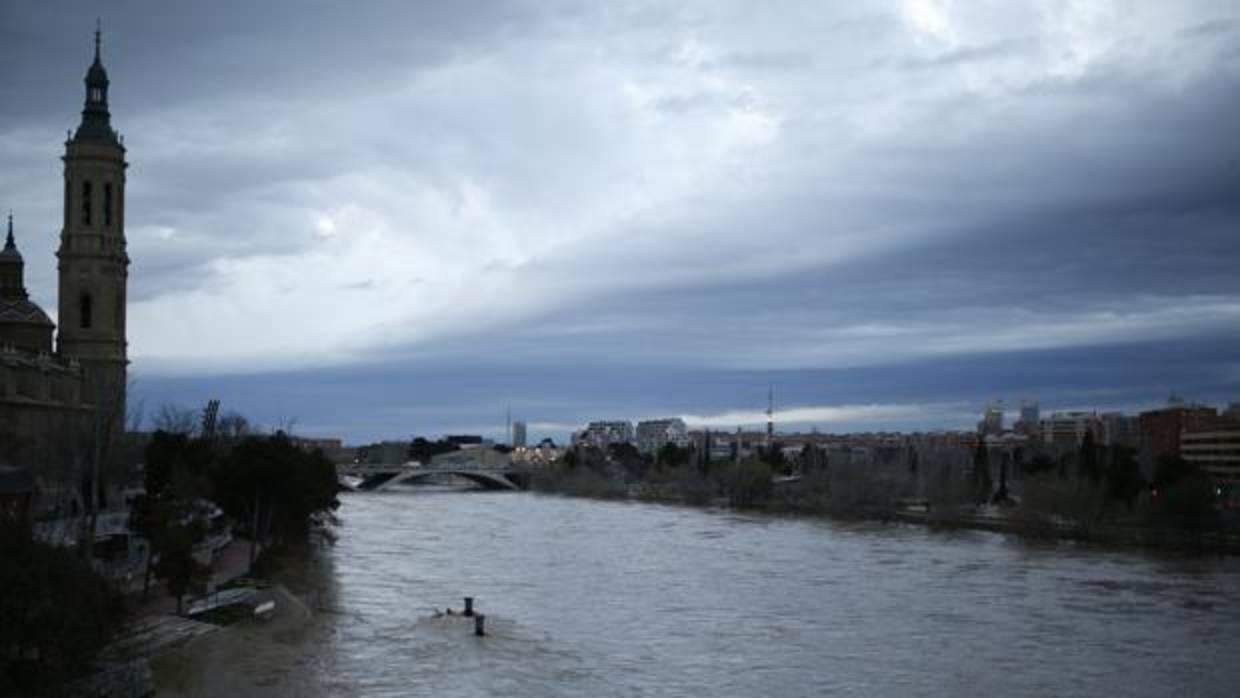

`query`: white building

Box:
[1181,422,1240,508]
[512,420,527,448]
[635,418,690,454]
[1041,411,1100,448]
[573,420,634,449]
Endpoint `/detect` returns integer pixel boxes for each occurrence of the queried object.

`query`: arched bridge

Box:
[337,461,525,492]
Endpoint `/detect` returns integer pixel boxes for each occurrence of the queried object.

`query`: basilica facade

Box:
[0,31,130,460]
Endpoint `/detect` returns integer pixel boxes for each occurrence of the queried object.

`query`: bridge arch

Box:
[338,463,522,492]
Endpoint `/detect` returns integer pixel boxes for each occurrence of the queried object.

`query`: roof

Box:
[0,297,53,326]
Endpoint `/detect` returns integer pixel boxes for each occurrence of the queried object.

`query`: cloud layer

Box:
[3,1,1239,440]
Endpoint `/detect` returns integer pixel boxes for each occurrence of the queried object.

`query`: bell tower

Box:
[57,25,129,420]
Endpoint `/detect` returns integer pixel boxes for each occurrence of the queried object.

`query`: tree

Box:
[0,521,124,692]
[1078,431,1101,485]
[728,459,773,508]
[1154,469,1220,535]
[991,459,1011,505]
[1024,453,1056,476]
[215,411,252,441]
[1152,454,1193,492]
[407,436,459,464]
[657,443,690,470]
[1103,445,1144,511]
[700,431,713,474]
[127,494,164,597]
[763,443,789,475]
[972,441,992,504]
[151,404,199,435]
[144,430,213,501]
[210,432,341,565]
[154,524,210,615]
[608,442,647,482]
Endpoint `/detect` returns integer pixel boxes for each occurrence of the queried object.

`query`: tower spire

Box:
[77,19,116,143]
[1,210,28,300]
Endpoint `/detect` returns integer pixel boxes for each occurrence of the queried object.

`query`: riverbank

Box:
[65,540,322,697]
[149,584,315,697]
[892,509,1240,553]
[530,470,1240,555]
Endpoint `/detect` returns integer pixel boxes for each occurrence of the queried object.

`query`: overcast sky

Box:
[2,1,1239,443]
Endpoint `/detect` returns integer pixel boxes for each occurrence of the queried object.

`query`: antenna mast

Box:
[766,384,774,448]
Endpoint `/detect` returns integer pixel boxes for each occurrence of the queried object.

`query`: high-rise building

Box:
[1016,400,1040,435]
[1139,400,1218,461]
[978,401,1005,436]
[512,420,527,448]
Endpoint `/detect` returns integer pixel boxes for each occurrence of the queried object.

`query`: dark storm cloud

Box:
[1,0,542,120]
[135,332,1240,443]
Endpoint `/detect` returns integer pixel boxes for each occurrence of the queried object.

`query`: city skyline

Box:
[3,1,1238,442]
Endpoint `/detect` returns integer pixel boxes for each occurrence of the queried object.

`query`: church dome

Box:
[0,298,53,327]
[0,297,55,355]
[0,214,54,354]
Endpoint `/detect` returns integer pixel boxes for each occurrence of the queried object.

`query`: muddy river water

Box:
[246,490,1240,696]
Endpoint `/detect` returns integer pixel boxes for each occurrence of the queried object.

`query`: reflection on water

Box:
[281,491,1240,697]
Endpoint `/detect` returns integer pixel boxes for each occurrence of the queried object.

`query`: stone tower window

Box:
[104,182,113,227]
[82,181,92,226]
[80,293,93,329]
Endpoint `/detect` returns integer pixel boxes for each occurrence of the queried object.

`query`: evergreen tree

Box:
[1104,445,1144,511]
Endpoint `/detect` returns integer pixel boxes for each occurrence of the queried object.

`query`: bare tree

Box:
[216,411,252,441]
[151,404,199,435]
[276,415,298,436]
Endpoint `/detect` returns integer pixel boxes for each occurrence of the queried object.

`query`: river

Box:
[272,490,1240,696]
